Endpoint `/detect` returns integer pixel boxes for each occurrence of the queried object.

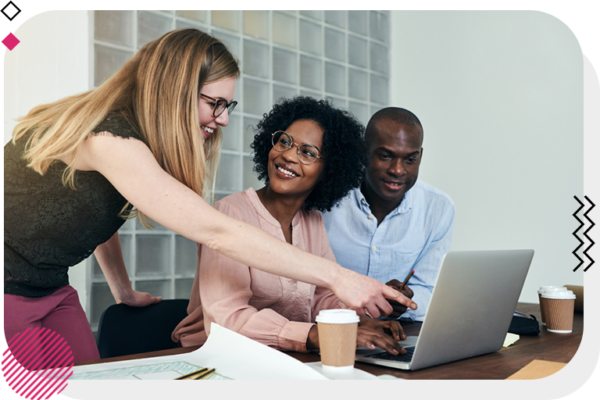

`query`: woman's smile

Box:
[275,163,299,179]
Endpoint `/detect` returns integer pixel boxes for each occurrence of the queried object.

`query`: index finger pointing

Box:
[383,285,417,310]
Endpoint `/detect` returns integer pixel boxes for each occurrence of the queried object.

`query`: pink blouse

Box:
[172,188,346,352]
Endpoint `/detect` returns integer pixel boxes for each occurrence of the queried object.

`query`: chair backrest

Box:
[96,299,189,359]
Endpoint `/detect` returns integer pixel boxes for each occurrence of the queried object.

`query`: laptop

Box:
[356,249,534,371]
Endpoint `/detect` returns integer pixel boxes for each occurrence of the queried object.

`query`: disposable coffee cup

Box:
[542,290,576,333]
[315,309,359,372]
[538,287,567,325]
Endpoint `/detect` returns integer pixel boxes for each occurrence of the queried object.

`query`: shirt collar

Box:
[245,187,303,228]
[353,188,370,211]
[354,186,414,215]
[394,187,413,215]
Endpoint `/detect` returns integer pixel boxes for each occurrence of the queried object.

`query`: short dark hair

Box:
[365,107,423,147]
[250,96,366,212]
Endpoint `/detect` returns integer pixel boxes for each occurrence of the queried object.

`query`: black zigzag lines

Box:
[583,196,596,271]
[572,197,584,271]
[573,196,595,272]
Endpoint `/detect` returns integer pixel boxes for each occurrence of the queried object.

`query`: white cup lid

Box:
[542,290,576,300]
[316,309,360,324]
[538,286,564,294]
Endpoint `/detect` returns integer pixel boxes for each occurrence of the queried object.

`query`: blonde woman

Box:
[4,29,416,363]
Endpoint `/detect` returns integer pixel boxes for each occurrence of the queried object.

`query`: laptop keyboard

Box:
[364,346,415,362]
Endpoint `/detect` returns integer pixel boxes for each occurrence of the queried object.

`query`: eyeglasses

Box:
[200,93,237,117]
[271,131,324,165]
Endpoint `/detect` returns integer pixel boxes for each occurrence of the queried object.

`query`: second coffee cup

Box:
[539,286,567,325]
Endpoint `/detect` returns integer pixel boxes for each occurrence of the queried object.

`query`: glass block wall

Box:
[89,10,390,331]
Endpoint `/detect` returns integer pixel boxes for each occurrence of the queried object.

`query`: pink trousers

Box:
[4,285,100,364]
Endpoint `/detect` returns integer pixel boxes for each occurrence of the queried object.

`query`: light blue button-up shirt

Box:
[322,180,455,321]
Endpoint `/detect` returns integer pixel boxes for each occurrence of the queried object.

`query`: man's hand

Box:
[332,268,417,318]
[357,317,406,355]
[385,279,415,319]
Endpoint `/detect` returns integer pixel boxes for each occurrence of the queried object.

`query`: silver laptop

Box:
[356,249,534,371]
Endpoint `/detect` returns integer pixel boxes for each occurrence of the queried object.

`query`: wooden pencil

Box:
[399,270,415,291]
[174,367,208,380]
[193,368,216,380]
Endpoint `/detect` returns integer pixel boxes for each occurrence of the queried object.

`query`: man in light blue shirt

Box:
[322,107,454,321]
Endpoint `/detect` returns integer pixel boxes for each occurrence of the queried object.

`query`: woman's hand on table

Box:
[307,325,320,350]
[116,290,162,307]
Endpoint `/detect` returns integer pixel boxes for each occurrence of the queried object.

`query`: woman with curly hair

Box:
[172,97,407,355]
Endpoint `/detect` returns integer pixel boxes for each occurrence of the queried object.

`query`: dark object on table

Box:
[508,312,540,336]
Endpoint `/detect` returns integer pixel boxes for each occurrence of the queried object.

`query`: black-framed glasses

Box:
[200,93,237,117]
[271,131,324,165]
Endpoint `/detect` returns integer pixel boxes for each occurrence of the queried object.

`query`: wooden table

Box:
[78,303,583,379]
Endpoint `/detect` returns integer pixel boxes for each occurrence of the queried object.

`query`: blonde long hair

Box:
[12,29,239,225]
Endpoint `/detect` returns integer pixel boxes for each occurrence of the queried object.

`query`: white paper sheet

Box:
[69,323,326,380]
[503,332,520,347]
[304,362,379,380]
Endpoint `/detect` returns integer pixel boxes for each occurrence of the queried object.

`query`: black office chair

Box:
[96,299,189,359]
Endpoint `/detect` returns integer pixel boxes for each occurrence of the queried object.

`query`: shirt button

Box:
[368,214,373,219]
[372,246,377,251]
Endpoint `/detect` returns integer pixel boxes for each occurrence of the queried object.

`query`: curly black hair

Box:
[250,96,366,212]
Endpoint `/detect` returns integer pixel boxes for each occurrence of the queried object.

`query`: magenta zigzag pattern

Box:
[2,328,73,399]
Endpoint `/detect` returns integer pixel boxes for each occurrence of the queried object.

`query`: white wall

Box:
[390,11,583,303]
[4,11,92,309]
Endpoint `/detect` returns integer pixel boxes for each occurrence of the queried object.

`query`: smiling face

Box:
[267,119,326,201]
[197,76,237,141]
[364,119,423,208]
